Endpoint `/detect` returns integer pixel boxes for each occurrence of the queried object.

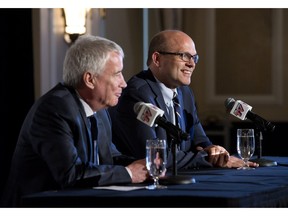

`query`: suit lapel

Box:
[66,84,94,163]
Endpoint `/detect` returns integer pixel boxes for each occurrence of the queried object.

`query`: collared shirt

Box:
[156,79,174,110]
[75,90,95,117]
[154,76,178,124]
[79,98,95,117]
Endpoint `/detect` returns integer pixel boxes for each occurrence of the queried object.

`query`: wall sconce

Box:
[63,7,90,44]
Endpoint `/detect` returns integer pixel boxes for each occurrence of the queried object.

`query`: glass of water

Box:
[237,129,255,170]
[146,139,167,190]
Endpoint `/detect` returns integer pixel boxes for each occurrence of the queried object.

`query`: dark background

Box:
[0,9,34,198]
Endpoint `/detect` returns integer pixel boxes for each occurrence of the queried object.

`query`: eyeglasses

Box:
[158,51,199,64]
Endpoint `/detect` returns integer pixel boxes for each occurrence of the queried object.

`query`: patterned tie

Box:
[88,114,99,165]
[172,92,185,150]
[172,92,182,130]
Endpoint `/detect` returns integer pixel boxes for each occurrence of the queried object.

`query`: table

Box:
[21,156,288,207]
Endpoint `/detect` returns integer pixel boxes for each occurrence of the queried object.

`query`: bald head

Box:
[146,30,195,66]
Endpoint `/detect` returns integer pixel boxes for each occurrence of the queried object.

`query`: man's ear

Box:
[83,72,95,89]
[152,52,161,66]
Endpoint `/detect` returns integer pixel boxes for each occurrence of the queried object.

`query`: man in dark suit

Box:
[1,35,148,207]
[108,30,259,170]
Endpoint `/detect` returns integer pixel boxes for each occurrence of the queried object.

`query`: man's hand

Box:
[126,159,149,183]
[201,145,259,168]
[202,145,230,167]
[224,156,259,168]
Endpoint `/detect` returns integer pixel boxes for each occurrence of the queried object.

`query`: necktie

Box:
[172,92,185,150]
[88,114,99,165]
[172,92,182,130]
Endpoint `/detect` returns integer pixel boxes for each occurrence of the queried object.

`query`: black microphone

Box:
[134,102,190,141]
[225,98,275,132]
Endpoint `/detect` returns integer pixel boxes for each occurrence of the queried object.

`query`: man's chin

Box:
[110,100,119,107]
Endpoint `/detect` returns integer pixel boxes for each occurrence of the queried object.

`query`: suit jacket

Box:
[1,83,134,207]
[109,69,212,170]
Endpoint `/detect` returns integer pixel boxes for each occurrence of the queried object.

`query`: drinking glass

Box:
[146,139,167,190]
[237,129,255,170]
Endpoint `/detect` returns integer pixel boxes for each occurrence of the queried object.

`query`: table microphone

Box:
[134,102,190,141]
[224,98,275,132]
[224,97,277,167]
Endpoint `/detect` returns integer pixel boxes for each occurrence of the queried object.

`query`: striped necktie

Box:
[172,92,186,150]
[172,92,182,129]
[88,114,99,165]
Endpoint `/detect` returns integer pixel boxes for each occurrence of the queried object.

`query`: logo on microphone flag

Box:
[141,107,152,123]
[233,103,244,117]
[230,100,252,120]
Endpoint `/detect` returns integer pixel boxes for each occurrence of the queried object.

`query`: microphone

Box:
[224,98,275,132]
[134,102,190,141]
[134,103,196,183]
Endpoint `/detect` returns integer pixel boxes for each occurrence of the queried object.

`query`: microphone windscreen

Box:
[224,97,235,111]
[133,102,145,114]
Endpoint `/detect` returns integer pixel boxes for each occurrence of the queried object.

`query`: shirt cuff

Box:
[125,167,133,178]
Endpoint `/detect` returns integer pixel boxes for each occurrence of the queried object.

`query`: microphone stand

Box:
[159,136,196,185]
[250,127,277,167]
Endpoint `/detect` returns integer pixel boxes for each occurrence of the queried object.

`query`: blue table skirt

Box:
[21,156,288,207]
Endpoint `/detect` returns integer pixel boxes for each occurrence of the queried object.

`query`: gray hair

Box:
[63,34,124,87]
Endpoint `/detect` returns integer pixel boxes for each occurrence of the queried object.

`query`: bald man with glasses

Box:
[108,30,258,170]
